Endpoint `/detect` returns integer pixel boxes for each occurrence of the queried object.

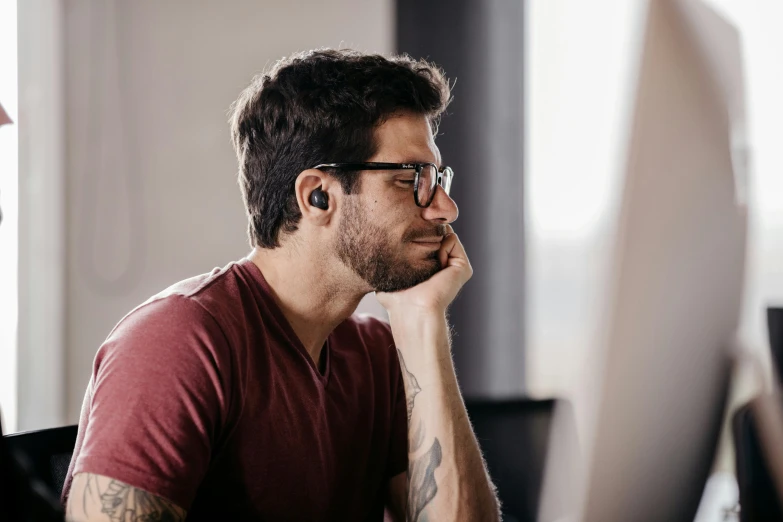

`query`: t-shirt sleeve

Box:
[384,323,409,478]
[73,295,231,510]
[388,364,409,478]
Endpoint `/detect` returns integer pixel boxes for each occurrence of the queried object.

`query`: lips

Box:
[410,238,443,248]
[404,225,447,244]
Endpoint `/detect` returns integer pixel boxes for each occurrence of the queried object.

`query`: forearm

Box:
[390,310,500,522]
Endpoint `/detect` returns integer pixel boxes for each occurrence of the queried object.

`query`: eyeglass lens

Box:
[416,165,453,206]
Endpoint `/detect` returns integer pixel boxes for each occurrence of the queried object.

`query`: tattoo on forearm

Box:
[74,473,186,522]
[83,474,98,517]
[407,438,443,522]
[397,348,421,422]
[409,418,426,453]
[397,349,443,521]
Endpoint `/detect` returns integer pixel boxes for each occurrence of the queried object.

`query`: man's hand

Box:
[376,225,472,314]
[379,225,501,521]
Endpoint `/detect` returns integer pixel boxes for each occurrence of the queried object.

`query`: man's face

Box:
[335,112,459,293]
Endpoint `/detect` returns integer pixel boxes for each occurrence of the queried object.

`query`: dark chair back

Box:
[731,309,783,521]
[465,398,576,522]
[733,398,783,522]
[3,406,568,519]
[3,425,78,497]
[768,307,783,382]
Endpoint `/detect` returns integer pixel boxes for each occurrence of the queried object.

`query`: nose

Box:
[421,185,458,224]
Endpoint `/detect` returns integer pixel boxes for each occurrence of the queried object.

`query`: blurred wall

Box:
[524,0,646,434]
[0,0,19,433]
[526,0,783,475]
[17,0,67,433]
[60,0,393,426]
[397,0,526,398]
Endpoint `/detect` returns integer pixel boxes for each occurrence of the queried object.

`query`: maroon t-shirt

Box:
[62,259,408,521]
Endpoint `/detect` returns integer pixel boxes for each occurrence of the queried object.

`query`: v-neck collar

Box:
[239,258,331,387]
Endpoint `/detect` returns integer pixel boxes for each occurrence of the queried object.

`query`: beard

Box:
[336,197,445,293]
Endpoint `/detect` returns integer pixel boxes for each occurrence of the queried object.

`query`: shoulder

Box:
[143,262,246,314]
[94,294,228,378]
[106,261,249,345]
[107,293,221,347]
[94,267,247,377]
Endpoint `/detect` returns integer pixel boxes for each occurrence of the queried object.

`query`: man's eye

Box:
[396,179,416,187]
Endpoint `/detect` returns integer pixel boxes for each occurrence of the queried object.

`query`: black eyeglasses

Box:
[312,162,454,208]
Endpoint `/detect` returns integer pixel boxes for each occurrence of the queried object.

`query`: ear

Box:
[294,169,341,226]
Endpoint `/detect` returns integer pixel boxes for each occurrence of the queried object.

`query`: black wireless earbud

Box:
[309,188,329,210]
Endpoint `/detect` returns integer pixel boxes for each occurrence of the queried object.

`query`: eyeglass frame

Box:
[311,162,454,208]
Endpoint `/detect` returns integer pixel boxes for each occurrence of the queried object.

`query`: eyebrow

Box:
[399,157,443,168]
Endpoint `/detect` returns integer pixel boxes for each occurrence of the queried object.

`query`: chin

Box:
[373,259,440,293]
[400,257,438,278]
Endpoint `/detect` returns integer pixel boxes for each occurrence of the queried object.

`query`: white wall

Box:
[705,0,783,363]
[700,0,783,475]
[16,0,67,433]
[0,0,19,433]
[59,0,393,426]
[524,0,647,426]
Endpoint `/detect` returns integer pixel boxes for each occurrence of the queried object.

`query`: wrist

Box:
[388,310,452,361]
[386,306,447,330]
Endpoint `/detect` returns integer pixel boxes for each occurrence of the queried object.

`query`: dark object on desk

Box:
[732,310,783,522]
[0,418,67,521]
[733,397,783,522]
[768,307,783,381]
[465,398,576,522]
[4,424,78,498]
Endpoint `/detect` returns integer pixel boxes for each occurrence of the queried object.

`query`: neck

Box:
[247,245,366,366]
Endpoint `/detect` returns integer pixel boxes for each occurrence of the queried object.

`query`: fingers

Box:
[439,225,472,274]
[439,234,451,268]
[439,225,455,267]
[439,232,457,267]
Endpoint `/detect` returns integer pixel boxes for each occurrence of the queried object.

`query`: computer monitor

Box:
[539,1,748,521]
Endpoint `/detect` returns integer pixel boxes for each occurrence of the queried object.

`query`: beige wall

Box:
[63,0,393,423]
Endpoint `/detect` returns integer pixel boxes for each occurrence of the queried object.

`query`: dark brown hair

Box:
[229,48,451,248]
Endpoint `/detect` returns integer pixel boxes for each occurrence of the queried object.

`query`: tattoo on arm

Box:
[409,419,426,453]
[396,349,443,522]
[407,438,443,522]
[397,348,421,422]
[70,472,186,522]
[100,480,185,522]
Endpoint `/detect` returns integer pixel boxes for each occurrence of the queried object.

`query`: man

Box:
[63,49,500,521]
